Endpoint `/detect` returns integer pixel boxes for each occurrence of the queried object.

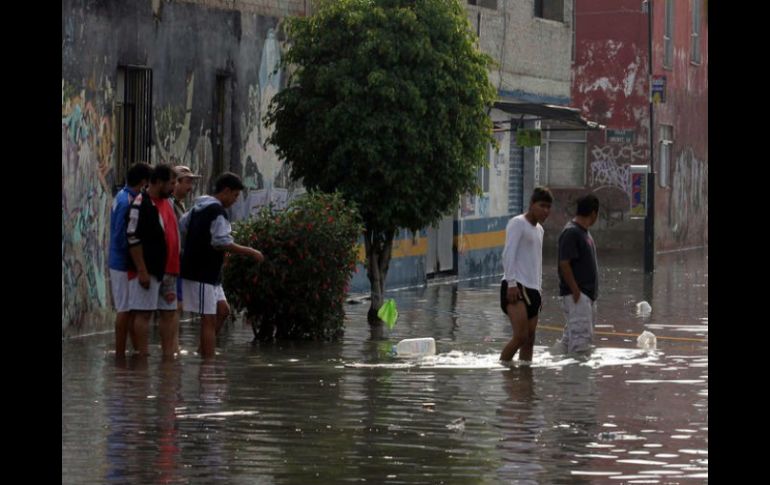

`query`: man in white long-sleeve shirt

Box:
[499,187,553,363]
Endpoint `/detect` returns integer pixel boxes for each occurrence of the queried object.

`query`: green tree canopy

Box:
[266,0,496,326]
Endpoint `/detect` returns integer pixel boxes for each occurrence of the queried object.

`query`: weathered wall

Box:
[540,0,651,252]
[549,0,707,253]
[62,0,301,336]
[652,0,708,250]
[468,0,573,104]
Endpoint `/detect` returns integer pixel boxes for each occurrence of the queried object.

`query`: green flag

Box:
[377,299,398,330]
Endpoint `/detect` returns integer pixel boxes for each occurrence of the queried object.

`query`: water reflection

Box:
[63,249,707,483]
[104,355,152,484]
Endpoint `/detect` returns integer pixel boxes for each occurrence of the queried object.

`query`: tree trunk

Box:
[365,226,395,329]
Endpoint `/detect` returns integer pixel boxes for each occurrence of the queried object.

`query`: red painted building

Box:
[546,0,707,253]
[650,0,707,251]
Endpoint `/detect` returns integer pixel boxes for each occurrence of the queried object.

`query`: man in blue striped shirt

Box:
[108,162,151,358]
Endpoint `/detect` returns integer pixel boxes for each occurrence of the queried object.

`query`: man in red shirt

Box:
[126,164,180,358]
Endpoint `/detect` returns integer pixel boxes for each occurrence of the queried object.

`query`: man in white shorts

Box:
[126,164,180,357]
[180,172,264,358]
[108,162,151,357]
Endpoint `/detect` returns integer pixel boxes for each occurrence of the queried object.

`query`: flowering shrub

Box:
[223,192,363,341]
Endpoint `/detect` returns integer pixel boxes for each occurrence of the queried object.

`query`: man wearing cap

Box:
[170,165,201,353]
[171,165,201,220]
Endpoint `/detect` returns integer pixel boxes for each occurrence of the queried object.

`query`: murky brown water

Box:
[62,250,707,483]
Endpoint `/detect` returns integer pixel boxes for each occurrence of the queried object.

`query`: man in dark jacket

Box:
[180,172,264,358]
[126,164,179,357]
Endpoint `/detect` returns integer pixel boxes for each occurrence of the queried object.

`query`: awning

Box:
[492,101,605,132]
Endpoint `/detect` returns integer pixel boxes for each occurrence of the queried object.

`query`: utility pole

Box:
[643,0,655,274]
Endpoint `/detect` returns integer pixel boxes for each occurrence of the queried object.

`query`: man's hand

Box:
[138,270,151,289]
[164,292,176,304]
[572,291,581,304]
[250,248,265,263]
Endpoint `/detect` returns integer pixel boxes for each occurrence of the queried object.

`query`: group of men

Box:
[499,187,601,363]
[108,163,264,360]
[108,164,597,362]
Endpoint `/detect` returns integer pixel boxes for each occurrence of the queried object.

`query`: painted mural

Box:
[232,27,303,221]
[153,72,215,199]
[62,78,115,334]
[669,148,707,244]
[62,5,290,335]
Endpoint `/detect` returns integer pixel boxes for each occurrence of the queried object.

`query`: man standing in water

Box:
[499,187,552,364]
[170,165,202,353]
[109,162,152,358]
[553,193,600,355]
[126,164,180,358]
[179,172,264,358]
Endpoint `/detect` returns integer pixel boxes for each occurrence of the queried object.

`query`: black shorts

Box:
[500,280,542,320]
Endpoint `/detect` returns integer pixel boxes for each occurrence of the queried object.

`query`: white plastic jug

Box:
[394,337,436,358]
[636,330,657,350]
[636,301,652,316]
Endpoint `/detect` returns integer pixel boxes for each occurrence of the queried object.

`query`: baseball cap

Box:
[173,165,201,179]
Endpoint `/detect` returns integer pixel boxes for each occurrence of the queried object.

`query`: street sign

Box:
[630,165,648,218]
[652,75,666,103]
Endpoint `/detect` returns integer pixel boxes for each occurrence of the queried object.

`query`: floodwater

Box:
[62,249,707,484]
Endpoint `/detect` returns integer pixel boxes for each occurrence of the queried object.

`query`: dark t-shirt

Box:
[558,221,599,301]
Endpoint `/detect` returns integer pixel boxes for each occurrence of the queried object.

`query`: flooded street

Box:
[62,249,707,484]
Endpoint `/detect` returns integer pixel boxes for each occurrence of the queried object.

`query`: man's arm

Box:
[559,260,581,303]
[503,219,522,302]
[221,243,264,262]
[126,198,151,289]
[558,230,581,303]
[210,215,264,262]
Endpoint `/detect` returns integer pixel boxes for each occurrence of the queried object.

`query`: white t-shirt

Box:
[501,214,544,291]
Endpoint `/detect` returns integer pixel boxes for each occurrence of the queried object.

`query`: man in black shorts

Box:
[499,187,552,363]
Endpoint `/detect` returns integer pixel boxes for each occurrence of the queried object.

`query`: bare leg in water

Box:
[500,301,531,362]
[518,315,539,362]
[215,300,230,335]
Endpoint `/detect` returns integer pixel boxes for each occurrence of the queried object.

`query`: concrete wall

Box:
[467,0,573,104]
[62,0,298,336]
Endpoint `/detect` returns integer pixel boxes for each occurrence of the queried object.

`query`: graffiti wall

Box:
[544,0,653,248]
[62,0,296,336]
[552,0,707,252]
[652,0,708,250]
[62,78,116,336]
[231,27,304,221]
[668,149,707,244]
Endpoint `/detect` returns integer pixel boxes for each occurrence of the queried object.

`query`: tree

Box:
[265,0,496,327]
